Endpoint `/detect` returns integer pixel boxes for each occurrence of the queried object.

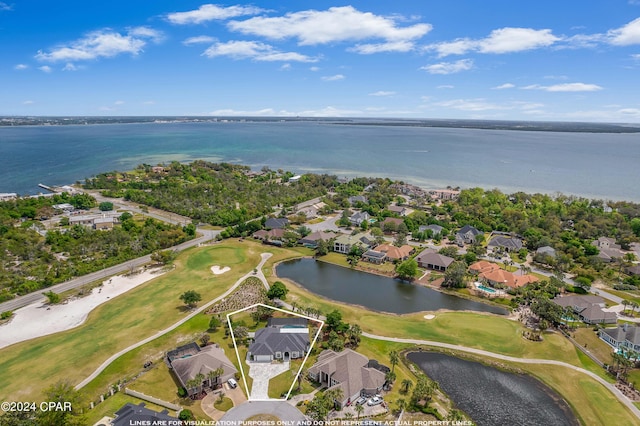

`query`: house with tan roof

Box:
[167,342,238,397]
[469,261,538,289]
[307,349,388,408]
[415,249,455,271]
[371,243,414,262]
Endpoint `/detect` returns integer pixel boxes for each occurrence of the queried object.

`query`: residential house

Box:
[247,318,310,362]
[362,250,387,264]
[0,193,17,202]
[348,195,368,206]
[552,295,617,325]
[333,233,376,254]
[387,205,407,216]
[307,349,388,408]
[52,203,75,213]
[429,189,460,200]
[265,217,289,230]
[456,225,483,245]
[487,235,523,253]
[372,243,414,262]
[380,217,404,233]
[415,249,454,271]
[252,228,285,241]
[628,265,640,276]
[69,213,119,229]
[94,217,115,230]
[600,324,640,354]
[299,231,336,248]
[418,224,444,236]
[535,246,557,258]
[167,342,238,397]
[110,402,178,426]
[469,261,538,289]
[591,236,623,262]
[349,211,370,226]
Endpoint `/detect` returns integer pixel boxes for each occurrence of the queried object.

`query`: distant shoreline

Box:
[2,116,640,133]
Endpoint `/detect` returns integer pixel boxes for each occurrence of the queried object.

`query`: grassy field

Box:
[319,252,396,274]
[267,359,316,399]
[1,239,637,424]
[571,327,614,365]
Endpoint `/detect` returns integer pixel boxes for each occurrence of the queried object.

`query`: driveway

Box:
[248,361,290,400]
[307,215,342,232]
[220,401,306,424]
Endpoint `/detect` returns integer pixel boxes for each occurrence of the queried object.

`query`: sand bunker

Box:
[0,268,164,349]
[211,265,231,275]
[423,314,436,320]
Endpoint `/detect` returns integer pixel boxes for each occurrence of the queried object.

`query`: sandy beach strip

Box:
[0,268,165,349]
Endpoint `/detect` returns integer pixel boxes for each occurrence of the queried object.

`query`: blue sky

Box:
[2,1,640,121]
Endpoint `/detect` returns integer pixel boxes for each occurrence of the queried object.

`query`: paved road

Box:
[0,229,217,313]
[75,253,272,390]
[219,401,306,423]
[361,331,640,420]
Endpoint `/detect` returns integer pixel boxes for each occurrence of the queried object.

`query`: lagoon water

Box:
[407,352,579,426]
[1,121,639,200]
[276,258,507,315]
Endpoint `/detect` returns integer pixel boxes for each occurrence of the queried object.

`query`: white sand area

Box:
[0,268,165,349]
[423,314,436,320]
[210,265,231,275]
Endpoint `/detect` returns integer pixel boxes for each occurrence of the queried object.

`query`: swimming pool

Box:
[476,284,497,294]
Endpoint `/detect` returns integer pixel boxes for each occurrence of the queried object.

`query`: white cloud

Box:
[321,74,345,81]
[427,27,559,57]
[208,106,361,117]
[166,4,264,25]
[420,59,473,74]
[437,85,454,89]
[309,66,320,71]
[38,65,52,73]
[35,27,163,62]
[544,75,568,80]
[209,108,278,116]
[62,63,77,71]
[22,100,34,105]
[227,6,431,48]
[350,40,415,54]
[280,63,291,71]
[183,35,215,46]
[493,83,515,89]
[632,54,640,60]
[436,99,506,111]
[114,100,125,105]
[202,40,318,62]
[608,17,640,45]
[14,64,28,70]
[369,91,396,96]
[522,83,603,92]
[0,2,12,11]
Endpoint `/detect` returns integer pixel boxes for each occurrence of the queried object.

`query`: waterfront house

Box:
[552,295,617,325]
[372,243,414,262]
[252,228,285,241]
[429,189,460,201]
[307,349,387,408]
[299,231,336,248]
[265,217,289,230]
[600,324,640,354]
[415,250,454,271]
[166,342,238,397]
[333,233,375,254]
[247,318,310,362]
[362,250,387,264]
[469,261,538,289]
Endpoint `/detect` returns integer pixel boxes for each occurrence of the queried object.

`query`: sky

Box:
[2,1,640,121]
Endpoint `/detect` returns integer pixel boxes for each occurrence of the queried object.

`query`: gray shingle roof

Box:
[249,327,309,356]
[170,345,237,387]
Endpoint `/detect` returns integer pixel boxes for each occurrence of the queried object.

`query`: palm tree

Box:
[343,412,354,420]
[631,301,639,317]
[389,350,399,374]
[385,371,397,385]
[622,300,630,315]
[296,367,307,392]
[401,378,413,394]
[185,378,199,397]
[355,403,364,421]
[396,398,406,416]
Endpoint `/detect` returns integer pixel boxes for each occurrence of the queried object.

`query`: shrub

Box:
[1,311,13,320]
[177,387,187,398]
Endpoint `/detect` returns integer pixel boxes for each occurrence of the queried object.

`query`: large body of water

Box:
[1,121,639,200]
[276,258,507,315]
[407,352,579,426]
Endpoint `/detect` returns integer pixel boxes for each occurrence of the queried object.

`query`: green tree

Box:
[389,350,399,374]
[267,281,289,300]
[401,378,413,394]
[326,309,344,332]
[209,316,222,331]
[396,258,419,281]
[315,239,329,256]
[151,249,177,265]
[179,409,194,421]
[98,201,114,211]
[630,218,640,237]
[183,223,197,237]
[442,261,468,288]
[44,290,60,304]
[179,290,202,308]
[37,381,86,426]
[355,403,365,420]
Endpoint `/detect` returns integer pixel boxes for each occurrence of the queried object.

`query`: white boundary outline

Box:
[227,303,324,401]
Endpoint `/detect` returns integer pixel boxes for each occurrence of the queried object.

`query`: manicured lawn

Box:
[318,252,396,274]
[0,241,262,403]
[571,327,614,365]
[600,288,640,304]
[267,359,316,399]
[213,397,233,411]
[84,392,178,426]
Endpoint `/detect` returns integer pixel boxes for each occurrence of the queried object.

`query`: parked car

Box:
[355,396,367,406]
[367,396,383,406]
[227,378,238,389]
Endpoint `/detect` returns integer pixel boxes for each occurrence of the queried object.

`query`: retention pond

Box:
[276,258,507,315]
[407,352,579,426]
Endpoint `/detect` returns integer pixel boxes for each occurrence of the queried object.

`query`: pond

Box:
[407,352,579,426]
[275,258,507,315]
